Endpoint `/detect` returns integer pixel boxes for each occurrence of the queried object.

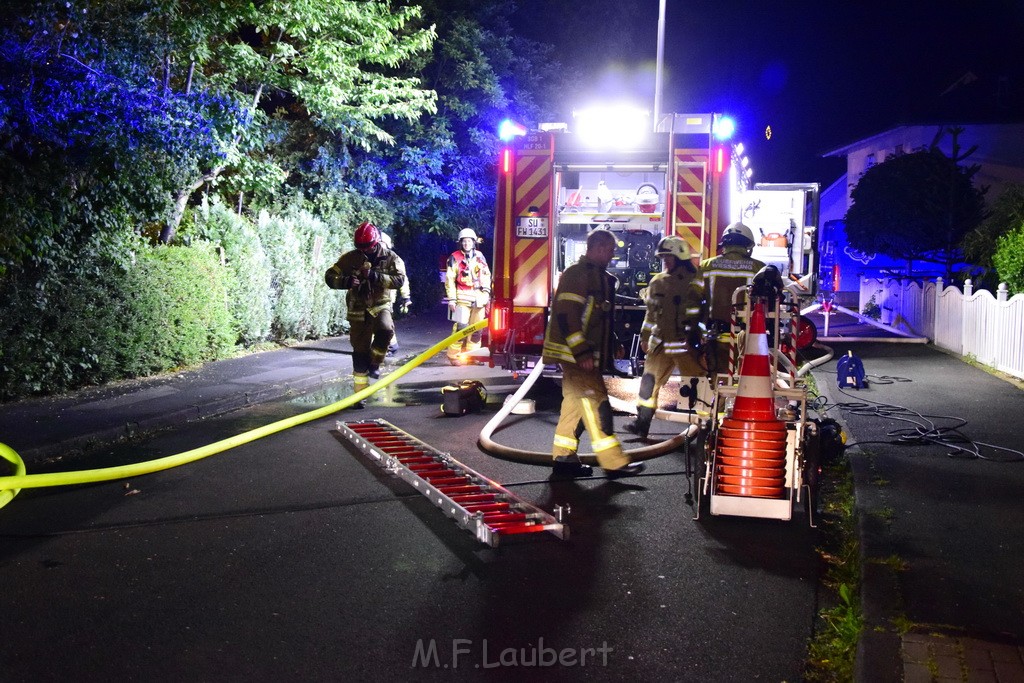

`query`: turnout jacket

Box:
[700,246,766,326]
[325,246,406,321]
[640,266,706,355]
[445,249,492,307]
[542,254,616,367]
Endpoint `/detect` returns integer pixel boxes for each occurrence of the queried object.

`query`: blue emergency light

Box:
[712,114,736,140]
[498,119,527,141]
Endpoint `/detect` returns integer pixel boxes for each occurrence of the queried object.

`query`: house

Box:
[817,121,1024,301]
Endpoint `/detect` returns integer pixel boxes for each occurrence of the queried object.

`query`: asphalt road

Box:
[0,361,823,681]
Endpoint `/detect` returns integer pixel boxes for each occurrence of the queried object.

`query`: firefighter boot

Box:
[551,455,593,478]
[605,461,646,479]
[624,406,655,440]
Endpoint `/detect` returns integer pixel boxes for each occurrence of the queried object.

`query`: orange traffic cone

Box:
[715,300,787,498]
[731,301,776,421]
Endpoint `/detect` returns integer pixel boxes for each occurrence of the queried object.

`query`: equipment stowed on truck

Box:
[486,112,822,375]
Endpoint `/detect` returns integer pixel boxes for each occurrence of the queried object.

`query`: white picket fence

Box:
[859,277,1024,379]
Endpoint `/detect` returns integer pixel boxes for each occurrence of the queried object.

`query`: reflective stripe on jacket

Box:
[700,247,765,324]
[640,266,705,355]
[542,255,615,366]
[325,247,406,321]
[445,249,491,305]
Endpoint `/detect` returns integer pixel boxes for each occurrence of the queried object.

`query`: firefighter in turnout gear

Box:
[699,222,766,378]
[325,222,406,405]
[445,228,492,364]
[542,229,644,478]
[625,236,707,439]
[379,232,411,353]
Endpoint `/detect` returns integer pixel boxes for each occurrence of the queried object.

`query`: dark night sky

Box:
[511,0,1024,187]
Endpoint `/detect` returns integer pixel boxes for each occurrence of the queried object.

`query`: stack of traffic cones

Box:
[714,301,787,498]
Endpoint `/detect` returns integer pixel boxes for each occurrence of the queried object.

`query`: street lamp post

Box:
[654,0,666,130]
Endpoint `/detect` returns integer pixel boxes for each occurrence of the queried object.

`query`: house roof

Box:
[822,119,1024,158]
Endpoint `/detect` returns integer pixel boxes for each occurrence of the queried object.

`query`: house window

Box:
[866,153,876,168]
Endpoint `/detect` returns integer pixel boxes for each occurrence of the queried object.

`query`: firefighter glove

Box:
[399,298,412,315]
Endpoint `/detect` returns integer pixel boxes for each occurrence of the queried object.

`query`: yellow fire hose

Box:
[0,321,488,510]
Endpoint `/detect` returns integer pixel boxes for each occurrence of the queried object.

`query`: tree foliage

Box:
[0,0,575,398]
[0,0,245,273]
[963,183,1024,277]
[845,142,987,280]
[993,214,1024,295]
[344,0,567,241]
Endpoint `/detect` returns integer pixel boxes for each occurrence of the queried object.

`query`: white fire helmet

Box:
[721,222,755,249]
[457,228,479,244]
[380,232,393,249]
[655,235,691,261]
[635,183,659,214]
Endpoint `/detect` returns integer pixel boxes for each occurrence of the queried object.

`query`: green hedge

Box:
[993,220,1024,295]
[1,197,363,402]
[0,240,234,400]
[192,199,275,345]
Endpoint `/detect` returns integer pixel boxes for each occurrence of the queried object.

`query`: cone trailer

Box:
[695,289,825,525]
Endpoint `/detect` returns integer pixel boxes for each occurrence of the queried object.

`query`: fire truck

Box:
[487,112,820,372]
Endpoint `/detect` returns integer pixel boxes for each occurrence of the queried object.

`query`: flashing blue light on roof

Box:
[498,119,527,141]
[713,115,736,141]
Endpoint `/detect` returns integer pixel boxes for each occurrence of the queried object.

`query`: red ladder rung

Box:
[450,493,498,504]
[425,476,471,487]
[463,502,511,513]
[481,512,529,524]
[435,485,484,495]
[408,463,450,473]
[487,523,551,535]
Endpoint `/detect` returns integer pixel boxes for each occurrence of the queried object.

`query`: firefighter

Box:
[379,232,412,354]
[445,228,492,364]
[324,222,406,406]
[542,228,644,478]
[699,222,766,378]
[625,235,707,439]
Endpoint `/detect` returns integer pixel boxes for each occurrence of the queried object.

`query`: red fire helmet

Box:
[355,222,381,249]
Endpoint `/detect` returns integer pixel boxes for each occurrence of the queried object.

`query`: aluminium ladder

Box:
[336,419,568,546]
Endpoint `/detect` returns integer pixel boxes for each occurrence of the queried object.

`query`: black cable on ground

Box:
[813,380,1023,463]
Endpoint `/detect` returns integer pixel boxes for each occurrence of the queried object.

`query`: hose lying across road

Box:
[0,320,489,510]
[479,360,700,465]
[0,318,698,510]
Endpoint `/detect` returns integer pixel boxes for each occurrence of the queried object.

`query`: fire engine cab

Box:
[488,111,744,372]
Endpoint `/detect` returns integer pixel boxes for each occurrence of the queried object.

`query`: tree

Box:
[153,0,439,243]
[992,208,1024,295]
[844,128,987,281]
[963,183,1024,285]
[0,0,244,273]
[342,0,569,237]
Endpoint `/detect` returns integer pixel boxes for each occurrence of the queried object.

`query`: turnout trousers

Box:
[552,364,629,471]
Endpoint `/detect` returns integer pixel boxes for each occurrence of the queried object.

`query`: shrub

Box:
[125,243,235,370]
[993,220,1024,295]
[258,208,346,340]
[191,198,274,345]
[861,295,881,320]
[0,238,233,400]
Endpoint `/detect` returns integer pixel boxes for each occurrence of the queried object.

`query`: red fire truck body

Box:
[487,113,740,371]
